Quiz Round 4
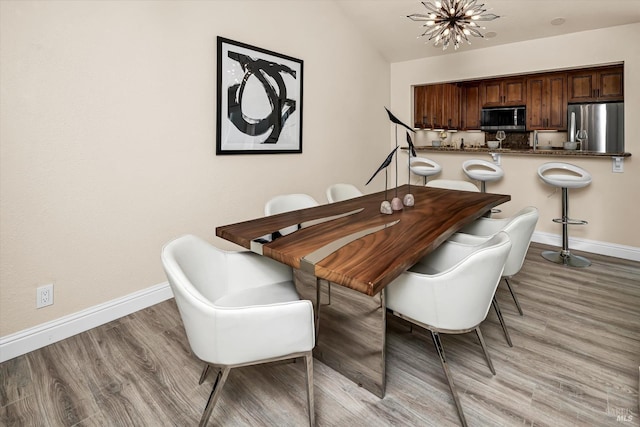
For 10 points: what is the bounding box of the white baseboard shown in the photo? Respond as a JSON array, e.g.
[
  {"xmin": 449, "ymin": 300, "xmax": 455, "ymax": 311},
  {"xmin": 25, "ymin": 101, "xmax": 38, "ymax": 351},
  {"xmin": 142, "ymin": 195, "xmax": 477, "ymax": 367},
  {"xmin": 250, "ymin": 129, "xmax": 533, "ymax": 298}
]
[
  {"xmin": 0, "ymin": 282, "xmax": 173, "ymax": 363},
  {"xmin": 1, "ymin": 233, "xmax": 638, "ymax": 363},
  {"xmin": 532, "ymin": 231, "xmax": 640, "ymax": 262}
]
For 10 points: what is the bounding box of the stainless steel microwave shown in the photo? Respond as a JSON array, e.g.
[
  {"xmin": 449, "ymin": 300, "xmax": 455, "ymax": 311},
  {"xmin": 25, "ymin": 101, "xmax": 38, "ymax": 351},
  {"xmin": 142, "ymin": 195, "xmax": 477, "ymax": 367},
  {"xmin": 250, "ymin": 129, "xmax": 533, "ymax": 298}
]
[{"xmin": 480, "ymin": 106, "xmax": 526, "ymax": 131}]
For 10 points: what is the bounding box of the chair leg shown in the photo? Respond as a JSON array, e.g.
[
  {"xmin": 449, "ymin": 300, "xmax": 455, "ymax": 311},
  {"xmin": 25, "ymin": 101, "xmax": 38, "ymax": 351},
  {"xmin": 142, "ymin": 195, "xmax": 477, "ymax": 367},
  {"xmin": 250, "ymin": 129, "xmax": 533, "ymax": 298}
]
[
  {"xmin": 199, "ymin": 364, "xmax": 211, "ymax": 385},
  {"xmin": 304, "ymin": 352, "xmax": 315, "ymax": 426},
  {"xmin": 492, "ymin": 297, "xmax": 513, "ymax": 347},
  {"xmin": 430, "ymin": 331, "xmax": 468, "ymax": 427},
  {"xmin": 474, "ymin": 327, "xmax": 495, "ymax": 375},
  {"xmin": 199, "ymin": 367, "xmax": 230, "ymax": 427},
  {"xmin": 504, "ymin": 278, "xmax": 523, "ymax": 316}
]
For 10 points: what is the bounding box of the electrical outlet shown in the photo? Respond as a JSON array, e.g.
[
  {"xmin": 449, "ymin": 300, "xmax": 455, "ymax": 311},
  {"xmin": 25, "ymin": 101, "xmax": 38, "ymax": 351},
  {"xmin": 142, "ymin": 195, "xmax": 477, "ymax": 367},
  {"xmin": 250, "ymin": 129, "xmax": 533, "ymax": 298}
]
[
  {"xmin": 37, "ymin": 283, "xmax": 54, "ymax": 308},
  {"xmin": 612, "ymin": 157, "xmax": 624, "ymax": 173}
]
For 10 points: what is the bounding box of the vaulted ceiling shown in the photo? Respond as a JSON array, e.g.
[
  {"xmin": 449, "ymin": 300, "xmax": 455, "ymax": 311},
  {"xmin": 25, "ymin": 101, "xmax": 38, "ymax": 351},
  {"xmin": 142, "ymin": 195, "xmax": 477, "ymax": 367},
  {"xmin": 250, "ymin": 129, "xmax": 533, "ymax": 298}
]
[{"xmin": 335, "ymin": 0, "xmax": 640, "ymax": 62}]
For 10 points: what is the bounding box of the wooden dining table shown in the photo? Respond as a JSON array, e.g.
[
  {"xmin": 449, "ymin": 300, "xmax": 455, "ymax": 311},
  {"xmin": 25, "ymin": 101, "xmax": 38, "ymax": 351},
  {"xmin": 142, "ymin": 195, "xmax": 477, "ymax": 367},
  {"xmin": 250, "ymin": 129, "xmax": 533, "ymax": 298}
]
[{"xmin": 216, "ymin": 184, "xmax": 510, "ymax": 398}]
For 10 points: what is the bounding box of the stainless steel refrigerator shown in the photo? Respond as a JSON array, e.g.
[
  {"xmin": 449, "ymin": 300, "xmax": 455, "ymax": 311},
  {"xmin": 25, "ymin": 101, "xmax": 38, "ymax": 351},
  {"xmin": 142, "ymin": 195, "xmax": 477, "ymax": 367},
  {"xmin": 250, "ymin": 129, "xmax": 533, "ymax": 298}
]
[{"xmin": 567, "ymin": 102, "xmax": 624, "ymax": 153}]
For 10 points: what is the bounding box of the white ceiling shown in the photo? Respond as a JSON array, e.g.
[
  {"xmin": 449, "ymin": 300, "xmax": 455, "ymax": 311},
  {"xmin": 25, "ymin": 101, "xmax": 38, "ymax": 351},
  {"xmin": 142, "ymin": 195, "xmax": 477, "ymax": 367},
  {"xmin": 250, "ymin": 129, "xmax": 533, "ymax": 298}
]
[{"xmin": 335, "ymin": 0, "xmax": 640, "ymax": 63}]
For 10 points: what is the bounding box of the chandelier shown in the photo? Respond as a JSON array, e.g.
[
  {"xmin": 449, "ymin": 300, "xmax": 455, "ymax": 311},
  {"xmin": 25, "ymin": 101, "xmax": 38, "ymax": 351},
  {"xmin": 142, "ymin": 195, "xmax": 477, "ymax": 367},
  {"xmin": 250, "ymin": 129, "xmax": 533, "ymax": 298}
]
[{"xmin": 408, "ymin": 0, "xmax": 499, "ymax": 51}]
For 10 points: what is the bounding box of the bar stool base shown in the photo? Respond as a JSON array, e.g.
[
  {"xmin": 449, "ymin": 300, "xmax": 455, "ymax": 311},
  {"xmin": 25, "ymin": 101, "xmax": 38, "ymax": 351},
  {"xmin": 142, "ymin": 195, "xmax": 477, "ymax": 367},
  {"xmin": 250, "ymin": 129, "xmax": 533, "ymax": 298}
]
[{"xmin": 541, "ymin": 250, "xmax": 591, "ymax": 268}]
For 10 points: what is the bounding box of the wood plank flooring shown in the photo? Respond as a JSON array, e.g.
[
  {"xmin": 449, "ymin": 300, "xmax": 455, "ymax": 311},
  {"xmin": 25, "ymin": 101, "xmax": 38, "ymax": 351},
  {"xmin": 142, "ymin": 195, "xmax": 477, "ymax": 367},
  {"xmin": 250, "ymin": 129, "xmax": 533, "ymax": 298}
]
[{"xmin": 1, "ymin": 243, "xmax": 639, "ymax": 426}]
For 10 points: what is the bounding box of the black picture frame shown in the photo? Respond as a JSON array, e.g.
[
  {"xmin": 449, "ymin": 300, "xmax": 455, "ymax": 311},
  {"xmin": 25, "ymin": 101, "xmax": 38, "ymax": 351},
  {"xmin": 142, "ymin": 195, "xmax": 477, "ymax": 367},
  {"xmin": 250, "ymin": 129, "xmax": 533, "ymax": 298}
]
[{"xmin": 216, "ymin": 37, "xmax": 303, "ymax": 155}]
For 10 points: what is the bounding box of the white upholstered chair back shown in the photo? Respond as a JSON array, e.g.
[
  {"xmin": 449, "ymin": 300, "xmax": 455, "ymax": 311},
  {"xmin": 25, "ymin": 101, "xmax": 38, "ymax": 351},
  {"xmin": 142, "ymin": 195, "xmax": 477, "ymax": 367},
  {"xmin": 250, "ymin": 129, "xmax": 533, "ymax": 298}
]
[
  {"xmin": 426, "ymin": 179, "xmax": 479, "ymax": 192},
  {"xmin": 326, "ymin": 183, "xmax": 363, "ymax": 203}
]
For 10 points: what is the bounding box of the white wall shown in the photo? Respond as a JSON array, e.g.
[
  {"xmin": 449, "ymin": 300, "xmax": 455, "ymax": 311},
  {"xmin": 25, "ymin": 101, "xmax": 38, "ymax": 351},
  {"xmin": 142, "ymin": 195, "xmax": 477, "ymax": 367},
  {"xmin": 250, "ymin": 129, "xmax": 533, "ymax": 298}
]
[
  {"xmin": 391, "ymin": 24, "xmax": 640, "ymax": 249},
  {"xmin": 0, "ymin": 1, "xmax": 390, "ymax": 336}
]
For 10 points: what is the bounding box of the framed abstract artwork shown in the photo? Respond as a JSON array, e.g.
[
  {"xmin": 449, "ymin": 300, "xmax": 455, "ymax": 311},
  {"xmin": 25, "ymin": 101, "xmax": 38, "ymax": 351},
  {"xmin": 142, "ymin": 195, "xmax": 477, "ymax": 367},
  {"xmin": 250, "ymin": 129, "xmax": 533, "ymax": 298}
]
[{"xmin": 216, "ymin": 37, "xmax": 303, "ymax": 155}]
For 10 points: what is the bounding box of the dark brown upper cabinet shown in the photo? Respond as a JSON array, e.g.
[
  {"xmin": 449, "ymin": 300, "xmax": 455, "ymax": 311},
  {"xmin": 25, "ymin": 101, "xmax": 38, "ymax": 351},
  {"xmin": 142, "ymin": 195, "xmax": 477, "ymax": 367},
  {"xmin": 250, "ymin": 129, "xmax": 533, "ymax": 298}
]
[
  {"xmin": 460, "ymin": 83, "xmax": 481, "ymax": 130},
  {"xmin": 526, "ymin": 73, "xmax": 567, "ymax": 130},
  {"xmin": 413, "ymin": 83, "xmax": 460, "ymax": 129},
  {"xmin": 413, "ymin": 64, "xmax": 623, "ymax": 133},
  {"xmin": 480, "ymin": 77, "xmax": 526, "ymax": 107},
  {"xmin": 567, "ymin": 65, "xmax": 623, "ymax": 103}
]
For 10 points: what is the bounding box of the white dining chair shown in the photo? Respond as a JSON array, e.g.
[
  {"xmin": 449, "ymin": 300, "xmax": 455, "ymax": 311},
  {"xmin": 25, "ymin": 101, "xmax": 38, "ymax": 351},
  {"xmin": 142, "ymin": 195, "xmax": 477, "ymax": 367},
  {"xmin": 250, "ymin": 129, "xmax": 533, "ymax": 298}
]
[
  {"xmin": 265, "ymin": 193, "xmax": 333, "ymax": 308},
  {"xmin": 386, "ymin": 232, "xmax": 511, "ymax": 427},
  {"xmin": 326, "ymin": 183, "xmax": 363, "ymax": 203},
  {"xmin": 265, "ymin": 193, "xmax": 320, "ymax": 237},
  {"xmin": 161, "ymin": 234, "xmax": 315, "ymax": 426},
  {"xmin": 452, "ymin": 206, "xmax": 539, "ymax": 316},
  {"xmin": 426, "ymin": 179, "xmax": 479, "ymax": 192}
]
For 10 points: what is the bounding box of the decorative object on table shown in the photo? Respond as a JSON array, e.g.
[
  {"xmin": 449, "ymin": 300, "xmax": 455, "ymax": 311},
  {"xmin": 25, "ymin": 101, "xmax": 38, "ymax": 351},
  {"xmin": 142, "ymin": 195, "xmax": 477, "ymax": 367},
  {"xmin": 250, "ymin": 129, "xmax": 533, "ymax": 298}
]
[
  {"xmin": 487, "ymin": 140, "xmax": 500, "ymax": 149},
  {"xmin": 403, "ymin": 132, "xmax": 417, "ymax": 206},
  {"xmin": 384, "ymin": 107, "xmax": 417, "ymax": 211},
  {"xmin": 366, "ymin": 146, "xmax": 399, "ymax": 214},
  {"xmin": 496, "ymin": 130, "xmax": 506, "ymax": 149},
  {"xmin": 216, "ymin": 37, "xmax": 303, "ymax": 155},
  {"xmin": 408, "ymin": 0, "xmax": 500, "ymax": 51}
]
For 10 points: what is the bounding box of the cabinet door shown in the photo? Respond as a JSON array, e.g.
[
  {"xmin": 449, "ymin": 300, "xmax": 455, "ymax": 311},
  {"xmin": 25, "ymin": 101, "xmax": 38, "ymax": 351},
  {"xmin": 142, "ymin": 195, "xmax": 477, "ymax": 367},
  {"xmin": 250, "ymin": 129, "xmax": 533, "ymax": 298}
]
[
  {"xmin": 461, "ymin": 83, "xmax": 481, "ymax": 129},
  {"xmin": 597, "ymin": 67, "xmax": 623, "ymax": 100},
  {"xmin": 527, "ymin": 73, "xmax": 566, "ymax": 130},
  {"xmin": 503, "ymin": 78, "xmax": 526, "ymax": 105},
  {"xmin": 546, "ymin": 74, "xmax": 567, "ymax": 129},
  {"xmin": 526, "ymin": 76, "xmax": 546, "ymax": 129},
  {"xmin": 430, "ymin": 84, "xmax": 444, "ymax": 128},
  {"xmin": 414, "ymin": 86, "xmax": 426, "ymax": 128},
  {"xmin": 568, "ymin": 71, "xmax": 596, "ymax": 102},
  {"xmin": 481, "ymin": 80, "xmax": 502, "ymax": 106},
  {"xmin": 442, "ymin": 83, "xmax": 460, "ymax": 129}
]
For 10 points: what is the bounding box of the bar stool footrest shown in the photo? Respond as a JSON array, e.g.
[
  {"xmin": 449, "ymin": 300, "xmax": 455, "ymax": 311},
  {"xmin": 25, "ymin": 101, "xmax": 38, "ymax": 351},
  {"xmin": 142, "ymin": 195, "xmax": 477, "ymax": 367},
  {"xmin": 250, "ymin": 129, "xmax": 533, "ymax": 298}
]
[{"xmin": 552, "ymin": 218, "xmax": 588, "ymax": 225}]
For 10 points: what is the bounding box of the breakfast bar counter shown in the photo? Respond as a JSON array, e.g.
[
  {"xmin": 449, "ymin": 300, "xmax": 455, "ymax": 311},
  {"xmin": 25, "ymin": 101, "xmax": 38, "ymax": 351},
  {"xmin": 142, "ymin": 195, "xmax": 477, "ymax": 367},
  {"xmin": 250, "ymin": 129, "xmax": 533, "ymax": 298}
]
[{"xmin": 408, "ymin": 146, "xmax": 631, "ymax": 158}]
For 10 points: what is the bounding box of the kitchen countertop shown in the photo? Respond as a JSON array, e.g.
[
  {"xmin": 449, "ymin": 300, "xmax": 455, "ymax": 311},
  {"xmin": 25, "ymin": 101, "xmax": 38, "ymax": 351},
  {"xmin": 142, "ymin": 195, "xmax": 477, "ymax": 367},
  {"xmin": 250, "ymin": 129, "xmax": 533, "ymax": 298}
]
[{"xmin": 408, "ymin": 146, "xmax": 631, "ymax": 157}]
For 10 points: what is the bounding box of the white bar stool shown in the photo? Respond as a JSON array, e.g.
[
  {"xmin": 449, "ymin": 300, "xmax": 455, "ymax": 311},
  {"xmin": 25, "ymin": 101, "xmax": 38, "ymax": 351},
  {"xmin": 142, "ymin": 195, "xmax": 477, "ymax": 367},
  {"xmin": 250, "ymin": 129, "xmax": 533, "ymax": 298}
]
[
  {"xmin": 537, "ymin": 162, "xmax": 592, "ymax": 267},
  {"xmin": 410, "ymin": 156, "xmax": 442, "ymax": 185},
  {"xmin": 463, "ymin": 159, "xmax": 504, "ymax": 215},
  {"xmin": 462, "ymin": 159, "xmax": 504, "ymax": 193}
]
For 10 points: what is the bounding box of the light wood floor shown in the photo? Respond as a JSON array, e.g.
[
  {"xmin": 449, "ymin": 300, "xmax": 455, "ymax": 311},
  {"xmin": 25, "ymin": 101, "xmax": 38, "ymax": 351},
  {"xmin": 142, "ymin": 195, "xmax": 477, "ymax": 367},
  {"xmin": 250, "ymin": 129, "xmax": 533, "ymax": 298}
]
[{"xmin": 1, "ymin": 243, "xmax": 639, "ymax": 426}]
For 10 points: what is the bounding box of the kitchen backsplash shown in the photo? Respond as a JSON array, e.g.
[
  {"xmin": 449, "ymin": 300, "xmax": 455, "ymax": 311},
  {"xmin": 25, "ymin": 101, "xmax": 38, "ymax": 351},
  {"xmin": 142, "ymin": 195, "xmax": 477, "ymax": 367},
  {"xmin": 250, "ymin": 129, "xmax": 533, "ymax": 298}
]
[{"xmin": 413, "ymin": 130, "xmax": 569, "ymax": 149}]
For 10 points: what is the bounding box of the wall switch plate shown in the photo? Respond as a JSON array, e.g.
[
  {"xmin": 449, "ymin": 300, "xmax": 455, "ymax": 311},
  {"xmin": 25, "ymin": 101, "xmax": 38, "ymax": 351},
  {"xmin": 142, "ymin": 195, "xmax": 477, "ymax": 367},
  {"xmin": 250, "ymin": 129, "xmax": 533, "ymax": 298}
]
[
  {"xmin": 490, "ymin": 153, "xmax": 501, "ymax": 165},
  {"xmin": 612, "ymin": 157, "xmax": 624, "ymax": 173},
  {"xmin": 37, "ymin": 283, "xmax": 54, "ymax": 308}
]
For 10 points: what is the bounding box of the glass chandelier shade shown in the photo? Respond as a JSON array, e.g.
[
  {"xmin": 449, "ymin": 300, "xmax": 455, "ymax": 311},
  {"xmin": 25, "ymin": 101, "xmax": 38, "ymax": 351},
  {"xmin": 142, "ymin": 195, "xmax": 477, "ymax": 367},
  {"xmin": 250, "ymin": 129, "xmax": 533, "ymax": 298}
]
[{"xmin": 408, "ymin": 0, "xmax": 499, "ymax": 50}]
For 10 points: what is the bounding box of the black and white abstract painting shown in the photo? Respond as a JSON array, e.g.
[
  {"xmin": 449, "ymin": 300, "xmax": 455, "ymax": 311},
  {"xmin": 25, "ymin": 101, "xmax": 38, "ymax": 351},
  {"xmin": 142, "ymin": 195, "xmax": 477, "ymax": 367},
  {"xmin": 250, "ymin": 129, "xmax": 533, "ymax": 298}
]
[{"xmin": 216, "ymin": 37, "xmax": 303, "ymax": 155}]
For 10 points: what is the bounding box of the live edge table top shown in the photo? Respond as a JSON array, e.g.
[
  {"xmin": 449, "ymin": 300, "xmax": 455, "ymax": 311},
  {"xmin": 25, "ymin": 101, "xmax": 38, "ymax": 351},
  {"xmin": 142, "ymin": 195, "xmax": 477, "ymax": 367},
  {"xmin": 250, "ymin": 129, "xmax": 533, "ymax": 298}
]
[{"xmin": 216, "ymin": 185, "xmax": 510, "ymax": 297}]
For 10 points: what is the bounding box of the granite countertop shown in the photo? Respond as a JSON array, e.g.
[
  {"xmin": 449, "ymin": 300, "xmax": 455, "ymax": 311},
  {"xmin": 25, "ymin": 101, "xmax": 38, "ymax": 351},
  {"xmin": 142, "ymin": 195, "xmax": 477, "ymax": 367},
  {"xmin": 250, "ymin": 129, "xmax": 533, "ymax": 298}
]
[{"xmin": 409, "ymin": 146, "xmax": 631, "ymax": 157}]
